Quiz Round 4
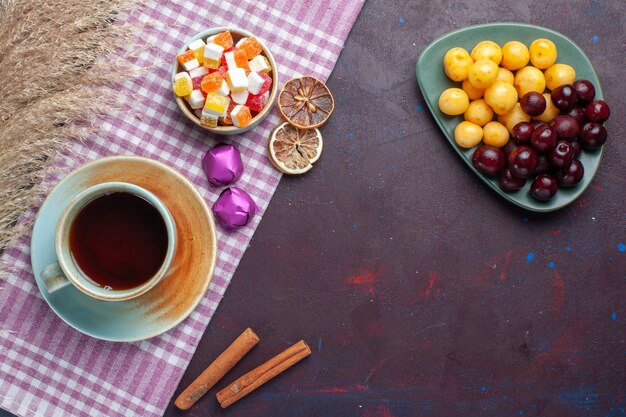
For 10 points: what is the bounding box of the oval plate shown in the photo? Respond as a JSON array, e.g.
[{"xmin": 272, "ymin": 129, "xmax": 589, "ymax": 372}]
[{"xmin": 416, "ymin": 23, "xmax": 604, "ymax": 212}]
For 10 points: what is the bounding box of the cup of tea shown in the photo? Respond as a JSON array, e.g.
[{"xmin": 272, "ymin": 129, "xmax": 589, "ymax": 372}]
[{"xmin": 41, "ymin": 182, "xmax": 177, "ymax": 301}]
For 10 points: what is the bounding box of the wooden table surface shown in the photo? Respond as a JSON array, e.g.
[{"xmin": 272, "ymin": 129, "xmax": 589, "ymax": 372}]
[{"xmin": 3, "ymin": 1, "xmax": 625, "ymax": 416}]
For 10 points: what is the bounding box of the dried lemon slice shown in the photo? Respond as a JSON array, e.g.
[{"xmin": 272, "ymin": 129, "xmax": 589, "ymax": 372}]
[
  {"xmin": 268, "ymin": 122, "xmax": 323, "ymax": 174},
  {"xmin": 278, "ymin": 76, "xmax": 334, "ymax": 129}
]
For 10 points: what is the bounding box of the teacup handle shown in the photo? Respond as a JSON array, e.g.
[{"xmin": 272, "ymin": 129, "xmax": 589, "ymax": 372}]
[{"xmin": 41, "ymin": 263, "xmax": 72, "ymax": 293}]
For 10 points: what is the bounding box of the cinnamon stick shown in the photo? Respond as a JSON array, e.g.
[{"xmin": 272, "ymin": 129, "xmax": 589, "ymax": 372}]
[
  {"xmin": 216, "ymin": 340, "xmax": 311, "ymax": 408},
  {"xmin": 174, "ymin": 328, "xmax": 259, "ymax": 410}
]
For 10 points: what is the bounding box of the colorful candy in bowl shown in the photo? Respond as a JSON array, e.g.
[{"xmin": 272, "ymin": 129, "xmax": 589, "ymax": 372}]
[{"xmin": 172, "ymin": 27, "xmax": 279, "ymax": 135}]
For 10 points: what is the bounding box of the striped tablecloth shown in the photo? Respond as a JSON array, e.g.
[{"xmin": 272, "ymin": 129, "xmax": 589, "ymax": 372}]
[{"xmin": 0, "ymin": 1, "xmax": 363, "ymax": 416}]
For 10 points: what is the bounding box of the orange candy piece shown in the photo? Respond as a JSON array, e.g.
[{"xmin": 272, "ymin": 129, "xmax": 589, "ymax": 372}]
[
  {"xmin": 177, "ymin": 50, "xmax": 196, "ymax": 65},
  {"xmin": 214, "ymin": 31, "xmax": 234, "ymax": 50},
  {"xmin": 239, "ymin": 37, "xmax": 262, "ymax": 60},
  {"xmin": 201, "ymin": 72, "xmax": 224, "ymax": 93},
  {"xmin": 232, "ymin": 105, "xmax": 252, "ymax": 128},
  {"xmin": 233, "ymin": 49, "xmax": 249, "ymax": 71}
]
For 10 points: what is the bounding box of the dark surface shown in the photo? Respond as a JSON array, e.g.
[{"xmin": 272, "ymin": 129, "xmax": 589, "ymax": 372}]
[
  {"xmin": 3, "ymin": 1, "xmax": 625, "ymax": 417},
  {"xmin": 162, "ymin": 1, "xmax": 625, "ymax": 417},
  {"xmin": 162, "ymin": 1, "xmax": 625, "ymax": 416}
]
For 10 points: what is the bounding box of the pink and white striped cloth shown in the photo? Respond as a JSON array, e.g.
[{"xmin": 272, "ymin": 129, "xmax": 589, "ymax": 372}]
[{"xmin": 0, "ymin": 1, "xmax": 363, "ymax": 416}]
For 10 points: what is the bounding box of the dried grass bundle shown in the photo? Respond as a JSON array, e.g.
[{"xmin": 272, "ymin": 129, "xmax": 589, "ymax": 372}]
[{"xmin": 0, "ymin": 0, "xmax": 140, "ymax": 250}]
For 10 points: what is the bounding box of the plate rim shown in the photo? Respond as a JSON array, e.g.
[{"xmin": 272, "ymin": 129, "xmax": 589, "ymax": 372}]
[
  {"xmin": 416, "ymin": 22, "xmax": 604, "ymax": 213},
  {"xmin": 30, "ymin": 155, "xmax": 218, "ymax": 342}
]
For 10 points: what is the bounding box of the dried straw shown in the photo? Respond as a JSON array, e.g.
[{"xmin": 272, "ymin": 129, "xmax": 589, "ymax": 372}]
[{"xmin": 0, "ymin": 0, "xmax": 142, "ymax": 251}]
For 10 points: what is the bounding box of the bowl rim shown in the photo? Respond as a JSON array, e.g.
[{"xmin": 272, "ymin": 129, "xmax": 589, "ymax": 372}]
[{"xmin": 172, "ymin": 26, "xmax": 279, "ymax": 135}]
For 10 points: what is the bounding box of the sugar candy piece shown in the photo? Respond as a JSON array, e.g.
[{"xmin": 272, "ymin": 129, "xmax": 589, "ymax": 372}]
[
  {"xmin": 185, "ymin": 89, "xmax": 205, "ymax": 109},
  {"xmin": 203, "ymin": 43, "xmax": 224, "ymax": 69},
  {"xmin": 188, "ymin": 38, "xmax": 206, "ymax": 64},
  {"xmin": 248, "ymin": 55, "xmax": 271, "ymax": 73},
  {"xmin": 204, "ymin": 93, "xmax": 230, "ymax": 117},
  {"xmin": 231, "ymin": 90, "xmax": 249, "ymax": 105},
  {"xmin": 225, "ymin": 68, "xmax": 248, "ymax": 92},
  {"xmin": 247, "ymin": 72, "xmax": 265, "ymax": 95},
  {"xmin": 173, "ymin": 72, "xmax": 193, "ymax": 97},
  {"xmin": 214, "ymin": 31, "xmax": 233, "ymax": 50},
  {"xmin": 231, "ymin": 104, "xmax": 252, "ymax": 128}
]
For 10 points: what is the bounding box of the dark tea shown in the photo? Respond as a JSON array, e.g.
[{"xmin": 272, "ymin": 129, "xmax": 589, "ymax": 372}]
[{"xmin": 69, "ymin": 191, "xmax": 168, "ymax": 290}]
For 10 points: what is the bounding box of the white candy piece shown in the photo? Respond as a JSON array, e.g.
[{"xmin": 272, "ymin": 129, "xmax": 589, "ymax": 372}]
[
  {"xmin": 214, "ymin": 80, "xmax": 230, "ymax": 97},
  {"xmin": 174, "ymin": 72, "xmax": 192, "ymax": 82},
  {"xmin": 224, "ymin": 51, "xmax": 237, "ymax": 69},
  {"xmin": 247, "ymin": 72, "xmax": 265, "ymax": 95},
  {"xmin": 235, "ymin": 37, "xmax": 248, "ymax": 48},
  {"xmin": 226, "ymin": 68, "xmax": 248, "ymax": 92},
  {"xmin": 248, "ymin": 55, "xmax": 270, "ymax": 73},
  {"xmin": 182, "ymin": 58, "xmax": 199, "ymax": 71},
  {"xmin": 189, "ymin": 66, "xmax": 209, "ymax": 79},
  {"xmin": 206, "ymin": 34, "xmax": 217, "ymax": 43},
  {"xmin": 204, "ymin": 43, "xmax": 224, "ymax": 61},
  {"xmin": 185, "ymin": 90, "xmax": 205, "ymax": 109},
  {"xmin": 231, "ymin": 105, "xmax": 247, "ymax": 128},
  {"xmin": 200, "ymin": 108, "xmax": 219, "ymax": 127},
  {"xmin": 188, "ymin": 38, "xmax": 206, "ymax": 51},
  {"xmin": 194, "ymin": 108, "xmax": 203, "ymax": 118},
  {"xmin": 231, "ymin": 90, "xmax": 249, "ymax": 105}
]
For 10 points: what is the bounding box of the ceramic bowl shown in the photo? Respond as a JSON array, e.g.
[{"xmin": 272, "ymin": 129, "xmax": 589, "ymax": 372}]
[{"xmin": 172, "ymin": 27, "xmax": 279, "ymax": 135}]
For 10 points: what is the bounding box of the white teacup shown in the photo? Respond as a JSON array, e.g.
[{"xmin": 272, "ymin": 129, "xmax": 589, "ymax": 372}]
[{"xmin": 41, "ymin": 182, "xmax": 177, "ymax": 301}]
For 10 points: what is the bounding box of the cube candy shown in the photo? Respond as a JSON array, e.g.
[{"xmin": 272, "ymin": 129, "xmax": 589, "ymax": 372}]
[
  {"xmin": 231, "ymin": 105, "xmax": 252, "ymax": 128},
  {"xmin": 194, "ymin": 108, "xmax": 203, "ymax": 118},
  {"xmin": 201, "ymin": 72, "xmax": 224, "ymax": 93},
  {"xmin": 173, "ymin": 72, "xmax": 193, "ymax": 97},
  {"xmin": 206, "ymin": 34, "xmax": 217, "ymax": 43},
  {"xmin": 189, "ymin": 67, "xmax": 209, "ymax": 90},
  {"xmin": 200, "ymin": 108, "xmax": 219, "ymax": 127},
  {"xmin": 247, "ymin": 72, "xmax": 265, "ymax": 95},
  {"xmin": 236, "ymin": 37, "xmax": 262, "ymax": 60},
  {"xmin": 223, "ymin": 51, "xmax": 237, "ymax": 70},
  {"xmin": 188, "ymin": 39, "xmax": 206, "ymax": 64},
  {"xmin": 214, "ymin": 31, "xmax": 233, "ymax": 50},
  {"xmin": 248, "ymin": 55, "xmax": 271, "ymax": 73},
  {"xmin": 203, "ymin": 43, "xmax": 224, "ymax": 69},
  {"xmin": 177, "ymin": 50, "xmax": 199, "ymax": 71},
  {"xmin": 233, "ymin": 49, "xmax": 249, "ymax": 70},
  {"xmin": 245, "ymin": 91, "xmax": 269, "ymax": 113},
  {"xmin": 222, "ymin": 49, "xmax": 249, "ymax": 71},
  {"xmin": 204, "ymin": 58, "xmax": 221, "ymax": 70},
  {"xmin": 231, "ymin": 90, "xmax": 249, "ymax": 105},
  {"xmin": 226, "ymin": 68, "xmax": 248, "ymax": 92},
  {"xmin": 189, "ymin": 66, "xmax": 209, "ymax": 79},
  {"xmin": 191, "ymin": 75, "xmax": 204, "ymax": 90},
  {"xmin": 177, "ymin": 49, "xmax": 195, "ymax": 65},
  {"xmin": 185, "ymin": 90, "xmax": 205, "ymax": 109},
  {"xmin": 204, "ymin": 93, "xmax": 230, "ymax": 117},
  {"xmin": 221, "ymin": 100, "xmax": 237, "ymax": 125},
  {"xmin": 214, "ymin": 80, "xmax": 230, "ymax": 97},
  {"xmin": 256, "ymin": 72, "xmax": 272, "ymax": 95}
]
